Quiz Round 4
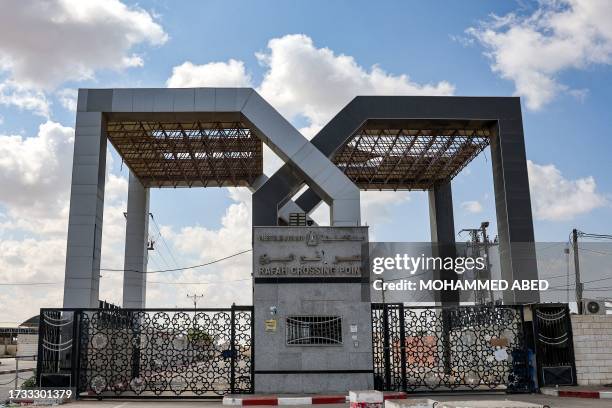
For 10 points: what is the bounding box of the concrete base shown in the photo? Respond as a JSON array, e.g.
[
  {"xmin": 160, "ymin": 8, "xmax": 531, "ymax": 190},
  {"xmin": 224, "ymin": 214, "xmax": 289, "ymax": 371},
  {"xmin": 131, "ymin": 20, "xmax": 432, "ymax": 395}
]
[
  {"xmin": 255, "ymin": 373, "xmax": 373, "ymax": 394},
  {"xmin": 254, "ymin": 282, "xmax": 373, "ymax": 393}
]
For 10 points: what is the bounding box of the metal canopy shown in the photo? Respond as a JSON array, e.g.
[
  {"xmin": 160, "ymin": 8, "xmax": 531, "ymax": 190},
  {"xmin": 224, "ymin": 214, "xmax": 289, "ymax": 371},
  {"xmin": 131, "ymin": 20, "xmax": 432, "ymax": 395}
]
[
  {"xmin": 332, "ymin": 119, "xmax": 493, "ymax": 190},
  {"xmin": 106, "ymin": 117, "xmax": 263, "ymax": 188}
]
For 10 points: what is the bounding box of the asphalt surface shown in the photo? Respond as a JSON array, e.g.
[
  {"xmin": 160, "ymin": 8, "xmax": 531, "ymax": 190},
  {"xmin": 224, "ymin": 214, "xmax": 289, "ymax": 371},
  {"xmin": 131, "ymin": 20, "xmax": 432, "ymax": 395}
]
[{"xmin": 6, "ymin": 395, "xmax": 607, "ymax": 408}]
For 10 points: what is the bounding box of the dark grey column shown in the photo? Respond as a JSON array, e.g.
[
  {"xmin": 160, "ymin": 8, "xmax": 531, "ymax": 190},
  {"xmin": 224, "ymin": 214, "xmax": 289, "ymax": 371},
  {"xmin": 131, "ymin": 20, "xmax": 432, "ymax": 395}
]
[
  {"xmin": 490, "ymin": 116, "xmax": 540, "ymax": 304},
  {"xmin": 63, "ymin": 110, "xmax": 107, "ymax": 308},
  {"xmin": 428, "ymin": 182, "xmax": 459, "ymax": 305}
]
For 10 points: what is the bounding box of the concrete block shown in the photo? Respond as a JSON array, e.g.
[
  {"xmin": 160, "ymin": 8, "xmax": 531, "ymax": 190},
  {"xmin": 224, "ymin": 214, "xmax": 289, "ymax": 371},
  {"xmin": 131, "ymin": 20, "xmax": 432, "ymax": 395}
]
[
  {"xmin": 438, "ymin": 401, "xmax": 543, "ymax": 408},
  {"xmin": 349, "ymin": 390, "xmax": 383, "ymax": 403},
  {"xmin": 385, "ymin": 400, "xmax": 438, "ymax": 408}
]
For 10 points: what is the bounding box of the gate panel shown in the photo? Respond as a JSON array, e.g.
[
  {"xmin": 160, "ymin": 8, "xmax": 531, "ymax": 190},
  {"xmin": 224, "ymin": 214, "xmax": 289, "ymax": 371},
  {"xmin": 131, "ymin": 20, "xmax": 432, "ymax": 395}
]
[
  {"xmin": 36, "ymin": 310, "xmax": 77, "ymax": 388},
  {"xmin": 532, "ymin": 304, "xmax": 576, "ymax": 386},
  {"xmin": 37, "ymin": 306, "xmax": 253, "ymax": 399},
  {"xmin": 372, "ymin": 304, "xmax": 530, "ymax": 393}
]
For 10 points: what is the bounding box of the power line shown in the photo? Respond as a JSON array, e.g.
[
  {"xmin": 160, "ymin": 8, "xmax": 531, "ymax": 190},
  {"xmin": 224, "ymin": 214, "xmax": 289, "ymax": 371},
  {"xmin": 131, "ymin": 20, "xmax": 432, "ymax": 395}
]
[
  {"xmin": 549, "ymin": 275, "xmax": 612, "ymax": 289},
  {"xmin": 148, "ymin": 278, "xmax": 251, "ymax": 285},
  {"xmin": 152, "ymin": 245, "xmax": 171, "ymax": 268},
  {"xmin": 149, "ymin": 213, "xmax": 180, "ymax": 268},
  {"xmin": 578, "ymin": 247, "xmax": 612, "ymax": 256},
  {"xmin": 0, "ymin": 277, "xmax": 253, "ymax": 287},
  {"xmin": 101, "ymin": 248, "xmax": 252, "ymax": 274},
  {"xmin": 0, "ymin": 249, "xmax": 253, "ymax": 286}
]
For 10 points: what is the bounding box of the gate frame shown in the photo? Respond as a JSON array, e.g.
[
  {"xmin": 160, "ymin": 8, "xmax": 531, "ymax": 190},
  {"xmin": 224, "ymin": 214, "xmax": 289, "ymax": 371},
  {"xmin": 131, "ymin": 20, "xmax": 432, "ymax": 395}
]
[
  {"xmin": 531, "ymin": 303, "xmax": 577, "ymax": 387},
  {"xmin": 371, "ymin": 303, "xmax": 531, "ymax": 394},
  {"xmin": 37, "ymin": 305, "xmax": 255, "ymax": 399}
]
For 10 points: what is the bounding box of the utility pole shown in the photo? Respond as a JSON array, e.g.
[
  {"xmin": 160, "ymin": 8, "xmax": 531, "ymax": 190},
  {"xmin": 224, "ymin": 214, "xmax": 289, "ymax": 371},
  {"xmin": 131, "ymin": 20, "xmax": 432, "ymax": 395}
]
[
  {"xmin": 459, "ymin": 221, "xmax": 495, "ymax": 305},
  {"xmin": 187, "ymin": 293, "xmax": 205, "ymax": 310},
  {"xmin": 572, "ymin": 229, "xmax": 583, "ymax": 314},
  {"xmin": 480, "ymin": 222, "xmax": 494, "ymax": 305}
]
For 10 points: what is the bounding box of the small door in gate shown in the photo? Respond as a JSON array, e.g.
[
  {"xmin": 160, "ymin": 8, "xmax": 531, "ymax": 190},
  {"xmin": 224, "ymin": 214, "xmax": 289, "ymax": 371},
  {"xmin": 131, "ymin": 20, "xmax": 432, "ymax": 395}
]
[{"xmin": 532, "ymin": 304, "xmax": 577, "ymax": 387}]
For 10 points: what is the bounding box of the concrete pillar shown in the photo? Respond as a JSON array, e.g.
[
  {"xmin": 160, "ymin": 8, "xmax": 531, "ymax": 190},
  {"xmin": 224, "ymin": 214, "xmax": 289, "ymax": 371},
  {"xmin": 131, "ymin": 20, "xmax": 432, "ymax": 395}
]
[
  {"xmin": 122, "ymin": 172, "xmax": 150, "ymax": 308},
  {"xmin": 63, "ymin": 111, "xmax": 107, "ymax": 308},
  {"xmin": 428, "ymin": 182, "xmax": 459, "ymax": 305},
  {"xmin": 490, "ymin": 121, "xmax": 540, "ymax": 304}
]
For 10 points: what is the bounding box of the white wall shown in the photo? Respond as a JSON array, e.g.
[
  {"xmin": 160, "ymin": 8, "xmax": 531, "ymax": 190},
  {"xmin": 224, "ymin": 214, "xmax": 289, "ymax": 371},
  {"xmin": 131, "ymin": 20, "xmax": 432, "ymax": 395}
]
[
  {"xmin": 571, "ymin": 315, "xmax": 612, "ymax": 386},
  {"xmin": 16, "ymin": 334, "xmax": 38, "ymax": 359}
]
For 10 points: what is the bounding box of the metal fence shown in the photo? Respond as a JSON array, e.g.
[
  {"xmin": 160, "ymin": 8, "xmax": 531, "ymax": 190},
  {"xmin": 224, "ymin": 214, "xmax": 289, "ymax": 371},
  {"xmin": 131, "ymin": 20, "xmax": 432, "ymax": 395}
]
[
  {"xmin": 371, "ymin": 303, "xmax": 530, "ymax": 393},
  {"xmin": 37, "ymin": 306, "xmax": 253, "ymax": 399}
]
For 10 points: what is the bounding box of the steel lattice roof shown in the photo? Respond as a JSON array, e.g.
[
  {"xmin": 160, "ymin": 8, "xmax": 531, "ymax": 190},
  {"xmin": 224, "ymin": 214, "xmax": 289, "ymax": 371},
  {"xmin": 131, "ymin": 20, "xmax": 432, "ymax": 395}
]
[
  {"xmin": 106, "ymin": 119, "xmax": 263, "ymax": 187},
  {"xmin": 332, "ymin": 119, "xmax": 492, "ymax": 190}
]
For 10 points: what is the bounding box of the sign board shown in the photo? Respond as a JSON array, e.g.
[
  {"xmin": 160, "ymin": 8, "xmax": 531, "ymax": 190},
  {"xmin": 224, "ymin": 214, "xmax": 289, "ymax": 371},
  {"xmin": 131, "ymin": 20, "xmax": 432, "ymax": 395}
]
[
  {"xmin": 265, "ymin": 319, "xmax": 277, "ymax": 332},
  {"xmin": 253, "ymin": 226, "xmax": 369, "ymax": 279}
]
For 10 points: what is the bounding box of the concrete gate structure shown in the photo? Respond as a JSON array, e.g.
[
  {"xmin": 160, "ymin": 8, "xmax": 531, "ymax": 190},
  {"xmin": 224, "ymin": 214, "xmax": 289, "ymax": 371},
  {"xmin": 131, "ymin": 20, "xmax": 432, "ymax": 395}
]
[{"xmin": 62, "ymin": 88, "xmax": 539, "ymax": 394}]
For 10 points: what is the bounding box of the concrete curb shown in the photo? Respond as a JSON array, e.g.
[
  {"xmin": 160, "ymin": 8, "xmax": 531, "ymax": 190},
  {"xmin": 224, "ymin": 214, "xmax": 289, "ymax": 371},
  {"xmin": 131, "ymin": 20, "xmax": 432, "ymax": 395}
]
[
  {"xmin": 541, "ymin": 387, "xmax": 612, "ymax": 399},
  {"xmin": 223, "ymin": 392, "xmax": 406, "ymax": 406}
]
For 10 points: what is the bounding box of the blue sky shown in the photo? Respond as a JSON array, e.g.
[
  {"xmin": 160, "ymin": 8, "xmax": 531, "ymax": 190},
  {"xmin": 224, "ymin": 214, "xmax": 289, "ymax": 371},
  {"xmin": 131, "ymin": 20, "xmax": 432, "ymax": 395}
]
[{"xmin": 0, "ymin": 0, "xmax": 611, "ymax": 321}]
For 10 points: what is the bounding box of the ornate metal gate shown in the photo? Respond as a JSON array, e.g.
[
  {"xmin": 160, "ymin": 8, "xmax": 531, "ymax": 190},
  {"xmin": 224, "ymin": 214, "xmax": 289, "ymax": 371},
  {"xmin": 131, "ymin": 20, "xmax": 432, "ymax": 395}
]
[
  {"xmin": 532, "ymin": 304, "xmax": 576, "ymax": 386},
  {"xmin": 371, "ymin": 304, "xmax": 530, "ymax": 393},
  {"xmin": 37, "ymin": 306, "xmax": 253, "ymax": 399}
]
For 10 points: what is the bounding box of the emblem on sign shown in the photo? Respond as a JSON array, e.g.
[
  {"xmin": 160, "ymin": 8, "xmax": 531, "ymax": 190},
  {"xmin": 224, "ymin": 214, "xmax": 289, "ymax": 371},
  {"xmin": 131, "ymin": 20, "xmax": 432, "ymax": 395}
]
[{"xmin": 306, "ymin": 231, "xmax": 319, "ymax": 246}]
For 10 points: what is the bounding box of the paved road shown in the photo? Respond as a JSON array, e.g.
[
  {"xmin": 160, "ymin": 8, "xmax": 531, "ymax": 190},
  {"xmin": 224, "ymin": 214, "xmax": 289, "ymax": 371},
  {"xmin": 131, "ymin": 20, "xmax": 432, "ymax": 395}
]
[
  {"xmin": 0, "ymin": 357, "xmax": 36, "ymax": 374},
  {"xmin": 43, "ymin": 395, "xmax": 612, "ymax": 408},
  {"xmin": 0, "ymin": 357, "xmax": 36, "ymax": 401},
  {"xmin": 0, "ymin": 371, "xmax": 30, "ymax": 402}
]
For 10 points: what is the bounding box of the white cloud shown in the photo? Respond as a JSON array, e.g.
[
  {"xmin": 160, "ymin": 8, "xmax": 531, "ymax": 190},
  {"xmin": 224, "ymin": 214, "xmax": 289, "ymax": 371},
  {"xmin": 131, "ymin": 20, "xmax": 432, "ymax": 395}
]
[
  {"xmin": 0, "ymin": 121, "xmax": 74, "ymax": 225},
  {"xmin": 528, "ymin": 160, "xmax": 608, "ymax": 220},
  {"xmin": 257, "ymin": 34, "xmax": 455, "ymax": 135},
  {"xmin": 0, "ymin": 0, "xmax": 167, "ymax": 90},
  {"xmin": 166, "ymin": 34, "xmax": 454, "ymax": 136},
  {"xmin": 0, "ymin": 81, "xmax": 50, "ymax": 117},
  {"xmin": 166, "ymin": 60, "xmax": 252, "ymax": 88},
  {"xmin": 468, "ymin": 0, "xmax": 612, "ymax": 110},
  {"xmin": 56, "ymin": 88, "xmax": 78, "ymax": 112},
  {"xmin": 461, "ymin": 200, "xmax": 484, "ymax": 214}
]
